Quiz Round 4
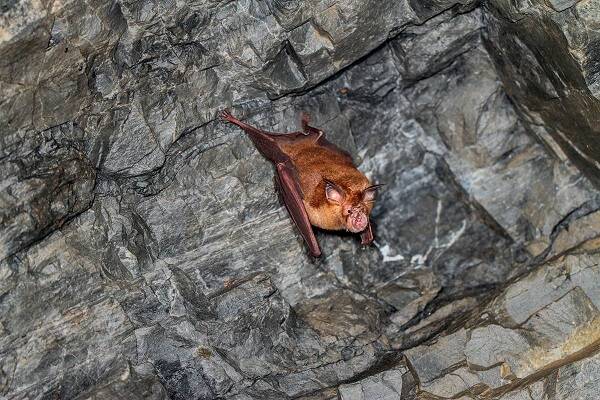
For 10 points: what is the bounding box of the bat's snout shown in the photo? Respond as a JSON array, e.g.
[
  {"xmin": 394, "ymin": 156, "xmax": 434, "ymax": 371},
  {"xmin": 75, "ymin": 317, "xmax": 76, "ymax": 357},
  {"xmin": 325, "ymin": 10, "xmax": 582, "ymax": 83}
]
[{"xmin": 347, "ymin": 210, "xmax": 368, "ymax": 233}]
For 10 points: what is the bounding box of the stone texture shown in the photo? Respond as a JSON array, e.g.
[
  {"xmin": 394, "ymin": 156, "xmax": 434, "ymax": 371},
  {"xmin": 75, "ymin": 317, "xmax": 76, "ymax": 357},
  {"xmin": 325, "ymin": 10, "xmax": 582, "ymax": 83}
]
[
  {"xmin": 2, "ymin": 0, "xmax": 600, "ymax": 399},
  {"xmin": 494, "ymin": 252, "xmax": 600, "ymax": 325},
  {"xmin": 496, "ymin": 381, "xmax": 546, "ymax": 400},
  {"xmin": 465, "ymin": 325, "xmax": 532, "ymax": 372},
  {"xmin": 338, "ymin": 368, "xmax": 405, "ymax": 400},
  {"xmin": 405, "ymin": 329, "xmax": 467, "ymax": 383},
  {"xmin": 72, "ymin": 360, "xmax": 168, "ymax": 400},
  {"xmin": 412, "ymin": 245, "xmax": 600, "ymax": 399},
  {"xmin": 421, "ymin": 367, "xmax": 482, "ymax": 398},
  {"xmin": 484, "ymin": 0, "xmax": 600, "ymax": 187},
  {"xmin": 491, "ymin": 351, "xmax": 600, "ymax": 400},
  {"xmin": 0, "ymin": 123, "xmax": 96, "ymax": 260},
  {"xmin": 555, "ymin": 351, "xmax": 600, "ymax": 400},
  {"xmin": 547, "ymin": 209, "xmax": 600, "ymax": 258}
]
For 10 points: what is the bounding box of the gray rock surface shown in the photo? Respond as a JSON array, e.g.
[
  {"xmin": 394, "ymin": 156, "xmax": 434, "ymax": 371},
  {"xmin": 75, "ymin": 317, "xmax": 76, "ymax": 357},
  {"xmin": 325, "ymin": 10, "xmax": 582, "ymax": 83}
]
[
  {"xmin": 2, "ymin": 0, "xmax": 600, "ymax": 399},
  {"xmin": 408, "ymin": 246, "xmax": 600, "ymax": 398},
  {"xmin": 555, "ymin": 351, "xmax": 600, "ymax": 400},
  {"xmin": 338, "ymin": 368, "xmax": 405, "ymax": 400},
  {"xmin": 0, "ymin": 123, "xmax": 96, "ymax": 260},
  {"xmin": 484, "ymin": 0, "xmax": 600, "ymax": 186},
  {"xmin": 404, "ymin": 329, "xmax": 467, "ymax": 383}
]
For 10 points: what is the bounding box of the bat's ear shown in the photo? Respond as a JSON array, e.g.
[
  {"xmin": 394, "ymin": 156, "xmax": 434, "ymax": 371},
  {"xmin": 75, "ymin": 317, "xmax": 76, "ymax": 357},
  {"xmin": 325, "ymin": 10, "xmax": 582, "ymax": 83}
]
[
  {"xmin": 325, "ymin": 179, "xmax": 345, "ymax": 203},
  {"xmin": 363, "ymin": 184, "xmax": 384, "ymax": 202}
]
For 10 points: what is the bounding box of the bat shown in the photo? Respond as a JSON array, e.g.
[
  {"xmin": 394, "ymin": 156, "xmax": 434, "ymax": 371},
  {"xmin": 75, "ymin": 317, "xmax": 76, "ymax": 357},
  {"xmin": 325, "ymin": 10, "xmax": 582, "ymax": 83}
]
[{"xmin": 220, "ymin": 110, "xmax": 381, "ymax": 257}]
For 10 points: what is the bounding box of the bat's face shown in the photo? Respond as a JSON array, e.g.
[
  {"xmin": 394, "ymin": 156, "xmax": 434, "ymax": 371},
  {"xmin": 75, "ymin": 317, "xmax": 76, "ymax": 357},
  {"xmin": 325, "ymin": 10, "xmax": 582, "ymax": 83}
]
[{"xmin": 325, "ymin": 180, "xmax": 380, "ymax": 233}]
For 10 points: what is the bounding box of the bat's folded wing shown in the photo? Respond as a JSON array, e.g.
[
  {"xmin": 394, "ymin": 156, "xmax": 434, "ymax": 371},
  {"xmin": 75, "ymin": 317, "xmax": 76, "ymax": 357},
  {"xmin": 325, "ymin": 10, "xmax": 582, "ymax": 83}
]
[
  {"xmin": 302, "ymin": 114, "xmax": 354, "ymax": 165},
  {"xmin": 276, "ymin": 162, "xmax": 322, "ymax": 257}
]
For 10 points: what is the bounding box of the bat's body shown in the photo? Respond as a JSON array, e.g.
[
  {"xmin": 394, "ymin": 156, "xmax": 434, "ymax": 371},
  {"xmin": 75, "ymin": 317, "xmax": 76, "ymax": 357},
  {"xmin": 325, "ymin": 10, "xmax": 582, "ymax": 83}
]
[
  {"xmin": 221, "ymin": 110, "xmax": 379, "ymax": 257},
  {"xmin": 280, "ymin": 140, "xmax": 372, "ymax": 231}
]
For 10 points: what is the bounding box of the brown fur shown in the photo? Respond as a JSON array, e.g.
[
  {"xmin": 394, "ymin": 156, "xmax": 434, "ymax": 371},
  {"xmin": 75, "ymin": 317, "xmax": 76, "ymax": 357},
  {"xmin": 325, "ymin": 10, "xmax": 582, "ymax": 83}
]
[
  {"xmin": 220, "ymin": 109, "xmax": 377, "ymax": 255},
  {"xmin": 280, "ymin": 138, "xmax": 373, "ymax": 231}
]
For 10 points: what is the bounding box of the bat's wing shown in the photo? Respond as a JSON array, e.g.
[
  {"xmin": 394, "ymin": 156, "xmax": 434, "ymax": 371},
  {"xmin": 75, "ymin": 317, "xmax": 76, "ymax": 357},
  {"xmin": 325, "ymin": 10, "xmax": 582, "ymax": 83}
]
[
  {"xmin": 276, "ymin": 162, "xmax": 321, "ymax": 257},
  {"xmin": 221, "ymin": 110, "xmax": 321, "ymax": 257},
  {"xmin": 221, "ymin": 110, "xmax": 297, "ymax": 163},
  {"xmin": 301, "ymin": 112, "xmax": 354, "ymax": 164}
]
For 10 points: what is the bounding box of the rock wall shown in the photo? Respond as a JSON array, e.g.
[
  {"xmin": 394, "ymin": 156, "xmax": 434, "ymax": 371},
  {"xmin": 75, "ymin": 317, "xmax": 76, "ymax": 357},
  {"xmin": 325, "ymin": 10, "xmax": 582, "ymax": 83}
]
[
  {"xmin": 484, "ymin": 0, "xmax": 600, "ymax": 185},
  {"xmin": 1, "ymin": 0, "xmax": 600, "ymax": 399}
]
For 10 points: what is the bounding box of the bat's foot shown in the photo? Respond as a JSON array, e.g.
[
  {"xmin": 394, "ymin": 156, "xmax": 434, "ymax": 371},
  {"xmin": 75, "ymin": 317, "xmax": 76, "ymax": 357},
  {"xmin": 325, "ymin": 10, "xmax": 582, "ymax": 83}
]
[
  {"xmin": 301, "ymin": 112, "xmax": 311, "ymax": 126},
  {"xmin": 301, "ymin": 112, "xmax": 324, "ymax": 138},
  {"xmin": 219, "ymin": 108, "xmax": 235, "ymax": 122},
  {"xmin": 219, "ymin": 109, "xmax": 238, "ymax": 123},
  {"xmin": 300, "ymin": 112, "xmax": 314, "ymax": 135}
]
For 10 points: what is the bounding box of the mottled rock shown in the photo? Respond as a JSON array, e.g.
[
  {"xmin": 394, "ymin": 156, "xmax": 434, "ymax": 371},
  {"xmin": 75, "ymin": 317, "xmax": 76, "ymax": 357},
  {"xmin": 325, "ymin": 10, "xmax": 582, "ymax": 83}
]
[
  {"xmin": 484, "ymin": 0, "xmax": 600, "ymax": 186},
  {"xmin": 547, "ymin": 0, "xmax": 579, "ymax": 12},
  {"xmin": 400, "ymin": 9, "xmax": 600, "ymax": 255},
  {"xmin": 405, "ymin": 329, "xmax": 467, "ymax": 383},
  {"xmin": 496, "ymin": 381, "xmax": 546, "ymax": 400},
  {"xmin": 547, "ymin": 210, "xmax": 600, "ymax": 258},
  {"xmin": 401, "ymin": 297, "xmax": 479, "ymax": 347},
  {"xmin": 475, "ymin": 366, "xmax": 511, "ymax": 391},
  {"xmin": 421, "ymin": 367, "xmax": 482, "ymax": 398},
  {"xmin": 338, "ymin": 368, "xmax": 405, "ymax": 400},
  {"xmin": 73, "ymin": 360, "xmax": 168, "ymax": 400},
  {"xmin": 0, "ymin": 123, "xmax": 96, "ymax": 261},
  {"xmin": 555, "ymin": 351, "xmax": 600, "ymax": 400},
  {"xmin": 464, "ymin": 287, "xmax": 600, "ymax": 381},
  {"xmin": 524, "ymin": 287, "xmax": 599, "ymax": 344},
  {"xmin": 465, "ymin": 324, "xmax": 532, "ymax": 372},
  {"xmin": 496, "ymin": 252, "xmax": 600, "ymax": 325},
  {"xmin": 0, "ymin": 264, "xmax": 136, "ymax": 398},
  {"xmin": 392, "ymin": 9, "xmax": 483, "ymax": 81},
  {"xmin": 382, "ymin": 269, "xmax": 441, "ymax": 327},
  {"xmin": 413, "ymin": 243, "xmax": 600, "ymax": 398},
  {"xmin": 3, "ymin": 0, "xmax": 600, "ymax": 398}
]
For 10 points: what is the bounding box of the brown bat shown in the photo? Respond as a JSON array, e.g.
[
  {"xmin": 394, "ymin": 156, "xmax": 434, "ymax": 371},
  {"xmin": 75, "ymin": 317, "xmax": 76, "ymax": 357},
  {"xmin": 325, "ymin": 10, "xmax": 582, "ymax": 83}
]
[{"xmin": 220, "ymin": 110, "xmax": 381, "ymax": 257}]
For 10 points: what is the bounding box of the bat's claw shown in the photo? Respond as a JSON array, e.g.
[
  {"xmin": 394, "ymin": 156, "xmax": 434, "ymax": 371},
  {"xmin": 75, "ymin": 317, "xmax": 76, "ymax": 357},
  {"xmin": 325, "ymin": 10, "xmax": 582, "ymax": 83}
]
[
  {"xmin": 219, "ymin": 109, "xmax": 236, "ymax": 123},
  {"xmin": 300, "ymin": 112, "xmax": 312, "ymax": 134},
  {"xmin": 301, "ymin": 112, "xmax": 319, "ymax": 136},
  {"xmin": 301, "ymin": 112, "xmax": 311, "ymax": 125}
]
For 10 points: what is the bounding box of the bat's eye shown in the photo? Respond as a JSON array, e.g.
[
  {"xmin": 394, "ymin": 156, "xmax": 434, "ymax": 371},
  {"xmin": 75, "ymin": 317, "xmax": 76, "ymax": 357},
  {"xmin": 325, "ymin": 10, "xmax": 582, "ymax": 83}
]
[
  {"xmin": 363, "ymin": 184, "xmax": 383, "ymax": 202},
  {"xmin": 325, "ymin": 180, "xmax": 344, "ymax": 203}
]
